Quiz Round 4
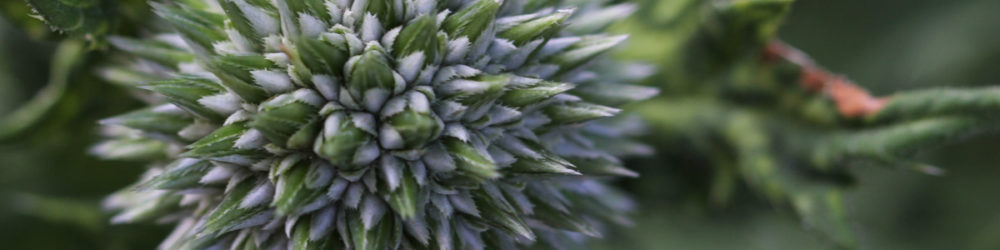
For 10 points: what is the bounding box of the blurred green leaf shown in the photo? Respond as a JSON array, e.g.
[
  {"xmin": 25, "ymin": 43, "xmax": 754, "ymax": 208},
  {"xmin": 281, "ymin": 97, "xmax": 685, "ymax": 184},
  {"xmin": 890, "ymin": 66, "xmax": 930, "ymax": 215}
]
[
  {"xmin": 8, "ymin": 192, "xmax": 103, "ymax": 231},
  {"xmin": 0, "ymin": 40, "xmax": 85, "ymax": 142},
  {"xmin": 24, "ymin": 0, "xmax": 117, "ymax": 46}
]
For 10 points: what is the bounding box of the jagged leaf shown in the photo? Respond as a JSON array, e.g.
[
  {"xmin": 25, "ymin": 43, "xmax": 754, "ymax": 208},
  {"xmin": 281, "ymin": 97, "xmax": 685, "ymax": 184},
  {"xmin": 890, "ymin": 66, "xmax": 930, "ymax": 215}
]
[
  {"xmin": 384, "ymin": 167, "xmax": 420, "ymax": 219},
  {"xmin": 252, "ymin": 92, "xmax": 321, "ymax": 148},
  {"xmin": 444, "ymin": 138, "xmax": 500, "ymax": 180},
  {"xmin": 498, "ymin": 9, "xmax": 571, "ymax": 46},
  {"xmin": 348, "ymin": 209, "xmax": 401, "ymax": 250},
  {"xmin": 26, "ymin": 0, "xmax": 116, "ymax": 44},
  {"xmin": 473, "ymin": 189, "xmax": 534, "ymax": 240},
  {"xmin": 144, "ymin": 159, "xmax": 214, "ymax": 190},
  {"xmin": 211, "ymin": 54, "xmax": 275, "ymax": 103},
  {"xmin": 183, "ymin": 122, "xmax": 265, "ymax": 162},
  {"xmin": 100, "ymin": 106, "xmax": 193, "ymax": 137},
  {"xmin": 499, "ymin": 81, "xmax": 573, "ymax": 108},
  {"xmin": 144, "ymin": 75, "xmax": 227, "ymax": 121},
  {"xmin": 542, "ymin": 102, "xmax": 619, "ymax": 125},
  {"xmin": 272, "ymin": 159, "xmax": 330, "ymax": 216},
  {"xmin": 290, "ymin": 213, "xmax": 344, "ymax": 250},
  {"xmin": 202, "ymin": 180, "xmax": 272, "ymax": 235},
  {"xmin": 442, "ymin": 0, "xmax": 500, "ymax": 42}
]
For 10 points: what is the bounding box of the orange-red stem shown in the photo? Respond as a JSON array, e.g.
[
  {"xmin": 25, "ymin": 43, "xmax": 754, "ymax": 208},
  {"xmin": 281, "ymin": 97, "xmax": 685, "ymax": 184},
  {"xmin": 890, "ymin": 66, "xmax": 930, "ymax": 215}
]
[{"xmin": 763, "ymin": 41, "xmax": 888, "ymax": 118}]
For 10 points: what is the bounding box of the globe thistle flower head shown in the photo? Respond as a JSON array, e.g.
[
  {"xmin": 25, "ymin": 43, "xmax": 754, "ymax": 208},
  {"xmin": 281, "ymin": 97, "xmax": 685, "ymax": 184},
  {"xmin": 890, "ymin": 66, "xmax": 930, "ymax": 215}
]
[{"xmin": 97, "ymin": 0, "xmax": 656, "ymax": 249}]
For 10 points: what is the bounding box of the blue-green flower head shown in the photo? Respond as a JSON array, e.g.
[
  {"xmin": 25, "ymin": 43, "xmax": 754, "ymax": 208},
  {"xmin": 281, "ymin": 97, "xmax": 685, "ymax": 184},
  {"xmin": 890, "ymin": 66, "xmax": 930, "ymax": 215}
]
[{"xmin": 97, "ymin": 0, "xmax": 658, "ymax": 249}]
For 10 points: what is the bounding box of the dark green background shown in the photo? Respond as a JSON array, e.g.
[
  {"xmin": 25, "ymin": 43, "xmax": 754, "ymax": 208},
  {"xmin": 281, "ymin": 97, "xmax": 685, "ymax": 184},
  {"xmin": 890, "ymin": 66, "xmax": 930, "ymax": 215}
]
[{"xmin": 1, "ymin": 0, "xmax": 999, "ymax": 249}]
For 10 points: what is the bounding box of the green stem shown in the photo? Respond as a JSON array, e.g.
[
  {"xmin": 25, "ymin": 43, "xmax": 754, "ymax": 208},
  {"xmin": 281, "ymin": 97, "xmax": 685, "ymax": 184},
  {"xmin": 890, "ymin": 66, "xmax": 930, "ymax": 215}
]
[
  {"xmin": 813, "ymin": 116, "xmax": 992, "ymax": 170},
  {"xmin": 868, "ymin": 87, "xmax": 1000, "ymax": 123},
  {"xmin": 0, "ymin": 40, "xmax": 86, "ymax": 141}
]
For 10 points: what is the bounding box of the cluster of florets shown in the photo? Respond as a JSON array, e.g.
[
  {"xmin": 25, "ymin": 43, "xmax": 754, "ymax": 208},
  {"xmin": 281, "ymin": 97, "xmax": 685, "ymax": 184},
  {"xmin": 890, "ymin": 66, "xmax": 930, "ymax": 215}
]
[{"xmin": 96, "ymin": 0, "xmax": 656, "ymax": 249}]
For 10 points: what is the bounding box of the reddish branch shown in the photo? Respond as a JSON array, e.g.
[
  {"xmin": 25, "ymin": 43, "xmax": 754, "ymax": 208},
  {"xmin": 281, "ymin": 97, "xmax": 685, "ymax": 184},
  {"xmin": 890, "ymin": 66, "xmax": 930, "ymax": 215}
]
[{"xmin": 763, "ymin": 41, "xmax": 888, "ymax": 118}]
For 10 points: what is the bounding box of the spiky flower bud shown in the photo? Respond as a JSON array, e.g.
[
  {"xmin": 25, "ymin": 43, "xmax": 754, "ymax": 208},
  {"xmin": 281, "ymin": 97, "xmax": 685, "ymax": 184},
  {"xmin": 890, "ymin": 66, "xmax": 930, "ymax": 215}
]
[{"xmin": 98, "ymin": 0, "xmax": 655, "ymax": 249}]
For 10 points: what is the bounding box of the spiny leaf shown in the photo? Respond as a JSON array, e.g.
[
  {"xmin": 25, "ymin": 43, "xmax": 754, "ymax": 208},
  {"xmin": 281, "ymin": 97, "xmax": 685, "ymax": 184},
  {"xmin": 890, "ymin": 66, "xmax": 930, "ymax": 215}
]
[
  {"xmin": 384, "ymin": 99, "xmax": 443, "ymax": 149},
  {"xmin": 315, "ymin": 113, "xmax": 376, "ymax": 167},
  {"xmin": 216, "ymin": 0, "xmax": 266, "ymax": 51},
  {"xmin": 473, "ymin": 189, "xmax": 534, "ymax": 240},
  {"xmin": 444, "ymin": 138, "xmax": 500, "ymax": 180},
  {"xmin": 531, "ymin": 197, "xmax": 600, "ymax": 237},
  {"xmin": 91, "ymin": 138, "xmax": 168, "ymax": 160},
  {"xmin": 272, "ymin": 161, "xmax": 330, "ymax": 216},
  {"xmin": 144, "ymin": 75, "xmax": 227, "ymax": 121},
  {"xmin": 442, "ymin": 0, "xmax": 501, "ymax": 42},
  {"xmin": 359, "ymin": 0, "xmax": 399, "ymax": 27},
  {"xmin": 290, "ymin": 214, "xmax": 345, "ymax": 250},
  {"xmin": 144, "ymin": 159, "xmax": 214, "ymax": 190},
  {"xmin": 211, "ymin": 54, "xmax": 275, "ymax": 103},
  {"xmin": 505, "ymin": 139, "xmax": 580, "ymax": 175},
  {"xmin": 297, "ymin": 36, "xmax": 350, "ymax": 77},
  {"xmin": 109, "ymin": 192, "xmax": 182, "ymax": 224},
  {"xmin": 542, "ymin": 102, "xmax": 619, "ymax": 126},
  {"xmin": 498, "ymin": 9, "xmax": 571, "ymax": 46},
  {"xmin": 152, "ymin": 2, "xmax": 227, "ymax": 51},
  {"xmin": 393, "ymin": 15, "xmax": 444, "ymax": 63},
  {"xmin": 26, "ymin": 0, "xmax": 116, "ymax": 45},
  {"xmin": 108, "ymin": 36, "xmax": 194, "ymax": 67},
  {"xmin": 546, "ymin": 35, "xmax": 627, "ymax": 75},
  {"xmin": 567, "ymin": 157, "xmax": 639, "ymax": 177},
  {"xmin": 440, "ymin": 74, "xmax": 508, "ymax": 109},
  {"xmin": 572, "ymin": 82, "xmax": 660, "ymax": 106},
  {"xmin": 183, "ymin": 122, "xmax": 263, "ymax": 160},
  {"xmin": 564, "ymin": 3, "xmax": 636, "ymax": 34},
  {"xmin": 348, "ymin": 209, "xmax": 401, "ymax": 250},
  {"xmin": 499, "ymin": 81, "xmax": 573, "ymax": 108},
  {"xmin": 100, "ymin": 106, "xmax": 193, "ymax": 137},
  {"xmin": 347, "ymin": 45, "xmax": 396, "ymax": 111},
  {"xmin": 284, "ymin": 0, "xmax": 330, "ymax": 23},
  {"xmin": 384, "ymin": 167, "xmax": 420, "ymax": 219},
  {"xmin": 202, "ymin": 180, "xmax": 272, "ymax": 235},
  {"xmin": 252, "ymin": 95, "xmax": 321, "ymax": 148},
  {"xmin": 287, "ymin": 118, "xmax": 322, "ymax": 150}
]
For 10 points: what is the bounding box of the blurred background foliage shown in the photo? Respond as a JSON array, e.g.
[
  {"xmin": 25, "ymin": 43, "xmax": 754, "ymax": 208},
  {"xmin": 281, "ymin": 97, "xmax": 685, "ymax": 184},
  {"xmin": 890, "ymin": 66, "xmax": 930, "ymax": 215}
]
[
  {"xmin": 0, "ymin": 0, "xmax": 166, "ymax": 249},
  {"xmin": 601, "ymin": 0, "xmax": 1000, "ymax": 249},
  {"xmin": 1, "ymin": 0, "xmax": 1000, "ymax": 249}
]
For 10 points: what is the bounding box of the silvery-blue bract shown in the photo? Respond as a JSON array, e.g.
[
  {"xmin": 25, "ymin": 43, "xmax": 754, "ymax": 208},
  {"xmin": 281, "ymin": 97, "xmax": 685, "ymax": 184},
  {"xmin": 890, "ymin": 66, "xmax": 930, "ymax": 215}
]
[{"xmin": 96, "ymin": 0, "xmax": 656, "ymax": 249}]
